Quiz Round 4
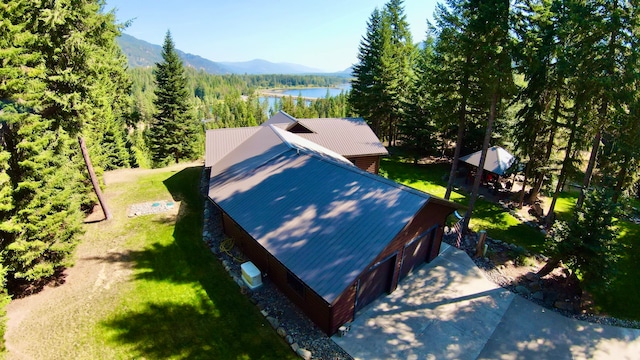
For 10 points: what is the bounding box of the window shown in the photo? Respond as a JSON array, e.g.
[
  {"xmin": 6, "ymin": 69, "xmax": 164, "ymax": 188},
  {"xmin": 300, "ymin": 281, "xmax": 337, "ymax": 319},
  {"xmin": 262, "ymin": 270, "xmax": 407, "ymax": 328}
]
[{"xmin": 286, "ymin": 270, "xmax": 305, "ymax": 297}]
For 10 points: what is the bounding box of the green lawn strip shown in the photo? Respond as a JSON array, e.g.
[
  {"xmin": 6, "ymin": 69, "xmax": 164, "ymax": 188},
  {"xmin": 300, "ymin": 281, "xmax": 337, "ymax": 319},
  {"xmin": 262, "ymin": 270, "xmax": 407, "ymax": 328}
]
[
  {"xmin": 380, "ymin": 157, "xmax": 545, "ymax": 250},
  {"xmin": 98, "ymin": 167, "xmax": 294, "ymax": 359}
]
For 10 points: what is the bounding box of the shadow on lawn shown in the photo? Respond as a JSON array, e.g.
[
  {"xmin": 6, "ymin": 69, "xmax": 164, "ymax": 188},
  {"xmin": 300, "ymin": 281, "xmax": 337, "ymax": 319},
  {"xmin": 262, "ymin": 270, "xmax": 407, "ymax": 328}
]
[{"xmin": 100, "ymin": 166, "xmax": 293, "ymax": 360}]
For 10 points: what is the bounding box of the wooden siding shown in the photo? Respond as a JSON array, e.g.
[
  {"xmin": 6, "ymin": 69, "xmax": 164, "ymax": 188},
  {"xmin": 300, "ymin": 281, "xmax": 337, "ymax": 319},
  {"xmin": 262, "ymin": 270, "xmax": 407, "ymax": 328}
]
[
  {"xmin": 347, "ymin": 155, "xmax": 381, "ymax": 174},
  {"xmin": 358, "ymin": 201, "xmax": 452, "ymax": 295},
  {"xmin": 221, "ymin": 209, "xmax": 333, "ymax": 334},
  {"xmin": 219, "ymin": 200, "xmax": 455, "ymax": 336},
  {"xmin": 330, "ymin": 285, "xmax": 357, "ymax": 334}
]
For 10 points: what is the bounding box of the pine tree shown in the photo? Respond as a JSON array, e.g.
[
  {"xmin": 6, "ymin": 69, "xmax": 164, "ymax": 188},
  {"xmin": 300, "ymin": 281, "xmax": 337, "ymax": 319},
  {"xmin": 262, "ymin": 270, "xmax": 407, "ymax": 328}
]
[
  {"xmin": 148, "ymin": 31, "xmax": 200, "ymax": 166},
  {"xmin": 399, "ymin": 38, "xmax": 439, "ymax": 163},
  {"xmin": 538, "ymin": 188, "xmax": 621, "ymax": 292},
  {"xmin": 0, "ymin": 0, "xmax": 130, "ymax": 282},
  {"xmin": 350, "ymin": 1, "xmax": 415, "ymax": 144}
]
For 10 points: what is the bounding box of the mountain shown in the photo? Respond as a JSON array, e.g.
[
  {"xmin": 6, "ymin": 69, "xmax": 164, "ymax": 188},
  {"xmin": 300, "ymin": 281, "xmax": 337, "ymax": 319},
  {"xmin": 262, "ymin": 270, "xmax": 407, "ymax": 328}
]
[
  {"xmin": 219, "ymin": 59, "xmax": 323, "ymax": 75},
  {"xmin": 117, "ymin": 33, "xmax": 329, "ymax": 75},
  {"xmin": 117, "ymin": 34, "xmax": 228, "ymax": 74}
]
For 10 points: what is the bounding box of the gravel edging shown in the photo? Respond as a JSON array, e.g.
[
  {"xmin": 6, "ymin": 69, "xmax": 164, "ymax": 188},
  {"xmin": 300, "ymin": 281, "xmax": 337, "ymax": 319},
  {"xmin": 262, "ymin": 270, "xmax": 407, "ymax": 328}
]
[
  {"xmin": 444, "ymin": 230, "xmax": 640, "ymax": 330},
  {"xmin": 200, "ymin": 169, "xmax": 352, "ymax": 360}
]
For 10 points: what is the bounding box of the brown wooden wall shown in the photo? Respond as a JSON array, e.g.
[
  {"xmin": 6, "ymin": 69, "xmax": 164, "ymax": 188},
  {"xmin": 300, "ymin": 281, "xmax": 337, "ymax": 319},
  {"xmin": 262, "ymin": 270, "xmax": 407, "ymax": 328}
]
[
  {"xmin": 221, "ymin": 210, "xmax": 333, "ymax": 334},
  {"xmin": 220, "ymin": 200, "xmax": 455, "ymax": 336},
  {"xmin": 328, "ymin": 200, "xmax": 456, "ymax": 333},
  {"xmin": 347, "ymin": 155, "xmax": 381, "ymax": 174}
]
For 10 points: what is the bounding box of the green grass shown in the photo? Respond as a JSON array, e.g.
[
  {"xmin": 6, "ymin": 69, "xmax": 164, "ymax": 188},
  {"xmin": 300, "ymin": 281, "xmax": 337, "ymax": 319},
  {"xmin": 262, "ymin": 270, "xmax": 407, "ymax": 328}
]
[
  {"xmin": 380, "ymin": 157, "xmax": 546, "ymax": 251},
  {"xmin": 594, "ymin": 219, "xmax": 640, "ymax": 320},
  {"xmin": 381, "ymin": 157, "xmax": 640, "ymax": 322},
  {"xmin": 95, "ymin": 167, "xmax": 295, "ymax": 359}
]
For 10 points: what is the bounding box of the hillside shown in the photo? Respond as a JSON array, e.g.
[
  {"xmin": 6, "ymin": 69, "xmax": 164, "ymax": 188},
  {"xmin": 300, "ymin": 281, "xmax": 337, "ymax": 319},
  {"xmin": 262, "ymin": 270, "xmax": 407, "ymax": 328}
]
[{"xmin": 117, "ymin": 33, "xmax": 341, "ymax": 75}]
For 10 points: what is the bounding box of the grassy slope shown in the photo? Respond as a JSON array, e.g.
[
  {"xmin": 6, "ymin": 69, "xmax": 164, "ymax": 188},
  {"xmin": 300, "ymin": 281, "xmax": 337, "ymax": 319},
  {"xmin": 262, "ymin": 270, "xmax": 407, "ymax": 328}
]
[
  {"xmin": 96, "ymin": 166, "xmax": 295, "ymax": 359},
  {"xmin": 8, "ymin": 166, "xmax": 291, "ymax": 360},
  {"xmin": 380, "ymin": 157, "xmax": 640, "ymax": 321}
]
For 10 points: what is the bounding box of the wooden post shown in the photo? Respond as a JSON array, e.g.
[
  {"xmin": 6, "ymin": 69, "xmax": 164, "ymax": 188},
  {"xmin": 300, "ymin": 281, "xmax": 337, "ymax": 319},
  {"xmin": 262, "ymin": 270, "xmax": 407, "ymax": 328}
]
[
  {"xmin": 79, "ymin": 136, "xmax": 111, "ymax": 220},
  {"xmin": 475, "ymin": 230, "xmax": 487, "ymax": 258}
]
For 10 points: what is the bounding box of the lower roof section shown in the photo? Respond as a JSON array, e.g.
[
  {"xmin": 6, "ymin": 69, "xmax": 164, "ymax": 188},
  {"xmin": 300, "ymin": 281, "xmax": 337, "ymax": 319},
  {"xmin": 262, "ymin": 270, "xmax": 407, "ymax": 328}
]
[{"xmin": 209, "ymin": 145, "xmax": 432, "ymax": 303}]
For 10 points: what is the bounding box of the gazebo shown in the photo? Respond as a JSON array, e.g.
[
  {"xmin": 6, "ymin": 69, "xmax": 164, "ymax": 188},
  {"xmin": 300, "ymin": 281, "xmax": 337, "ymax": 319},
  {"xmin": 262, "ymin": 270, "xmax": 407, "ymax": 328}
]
[{"xmin": 460, "ymin": 146, "xmax": 516, "ymax": 176}]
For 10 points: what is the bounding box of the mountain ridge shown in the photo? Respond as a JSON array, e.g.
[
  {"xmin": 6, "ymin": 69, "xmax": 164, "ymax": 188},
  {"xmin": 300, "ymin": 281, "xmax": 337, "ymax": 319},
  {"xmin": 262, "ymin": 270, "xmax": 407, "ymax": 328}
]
[{"xmin": 117, "ymin": 33, "xmax": 352, "ymax": 76}]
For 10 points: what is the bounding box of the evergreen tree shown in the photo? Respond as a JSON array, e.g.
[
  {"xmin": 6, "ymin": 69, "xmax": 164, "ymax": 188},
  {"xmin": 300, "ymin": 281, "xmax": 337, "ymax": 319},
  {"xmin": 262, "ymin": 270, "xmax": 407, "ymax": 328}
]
[
  {"xmin": 399, "ymin": 38, "xmax": 439, "ymax": 163},
  {"xmin": 350, "ymin": 1, "xmax": 414, "ymax": 144},
  {"xmin": 511, "ymin": 0, "xmax": 567, "ymax": 207},
  {"xmin": 431, "ymin": 0, "xmax": 481, "ymax": 200},
  {"xmin": 538, "ymin": 188, "xmax": 621, "ymax": 292},
  {"xmin": 350, "ymin": 8, "xmax": 386, "ymax": 135},
  {"xmin": 0, "ymin": 0, "xmax": 129, "ymax": 282},
  {"xmin": 148, "ymin": 31, "xmax": 200, "ymax": 166}
]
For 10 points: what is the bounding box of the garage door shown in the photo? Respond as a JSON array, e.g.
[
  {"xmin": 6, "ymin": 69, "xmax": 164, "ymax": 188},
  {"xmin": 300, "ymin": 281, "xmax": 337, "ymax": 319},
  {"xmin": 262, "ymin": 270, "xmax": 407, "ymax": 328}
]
[
  {"xmin": 399, "ymin": 229, "xmax": 435, "ymax": 280},
  {"xmin": 355, "ymin": 255, "xmax": 395, "ymax": 313}
]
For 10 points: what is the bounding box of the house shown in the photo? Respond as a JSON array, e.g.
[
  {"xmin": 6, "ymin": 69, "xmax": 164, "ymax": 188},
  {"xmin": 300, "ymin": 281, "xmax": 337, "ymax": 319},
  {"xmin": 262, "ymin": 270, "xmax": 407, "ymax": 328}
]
[
  {"xmin": 205, "ymin": 111, "xmax": 388, "ymax": 174},
  {"xmin": 205, "ymin": 116, "xmax": 461, "ymax": 335}
]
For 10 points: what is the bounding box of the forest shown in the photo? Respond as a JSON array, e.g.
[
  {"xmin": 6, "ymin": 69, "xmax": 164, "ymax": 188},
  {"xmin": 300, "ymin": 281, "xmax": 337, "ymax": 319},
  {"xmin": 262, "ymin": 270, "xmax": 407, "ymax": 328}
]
[
  {"xmin": 351, "ymin": 0, "xmax": 639, "ymax": 297},
  {"xmin": 1, "ymin": 0, "xmax": 640, "ymax": 352}
]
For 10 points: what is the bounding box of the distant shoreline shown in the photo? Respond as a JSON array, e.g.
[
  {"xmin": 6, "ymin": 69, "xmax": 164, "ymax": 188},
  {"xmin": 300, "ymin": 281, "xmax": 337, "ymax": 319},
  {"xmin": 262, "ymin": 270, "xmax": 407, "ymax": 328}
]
[{"xmin": 257, "ymin": 85, "xmax": 349, "ymax": 100}]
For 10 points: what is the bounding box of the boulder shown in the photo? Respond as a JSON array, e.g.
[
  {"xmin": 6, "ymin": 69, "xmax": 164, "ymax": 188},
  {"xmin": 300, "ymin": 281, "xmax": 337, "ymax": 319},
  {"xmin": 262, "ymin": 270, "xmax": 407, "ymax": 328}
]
[
  {"xmin": 515, "ymin": 285, "xmax": 531, "ymax": 297},
  {"xmin": 286, "ymin": 335, "xmax": 294, "ymax": 344},
  {"xmin": 296, "ymin": 348, "xmax": 312, "ymax": 360},
  {"xmin": 277, "ymin": 326, "xmax": 286, "ymax": 338},
  {"xmin": 525, "ymin": 272, "xmax": 539, "ymax": 281},
  {"xmin": 532, "ymin": 291, "xmax": 544, "ymax": 301},
  {"xmin": 267, "ymin": 316, "xmax": 279, "ymax": 329},
  {"xmin": 529, "ymin": 281, "xmax": 542, "ymax": 292},
  {"xmin": 554, "ymin": 301, "xmax": 575, "ymax": 312}
]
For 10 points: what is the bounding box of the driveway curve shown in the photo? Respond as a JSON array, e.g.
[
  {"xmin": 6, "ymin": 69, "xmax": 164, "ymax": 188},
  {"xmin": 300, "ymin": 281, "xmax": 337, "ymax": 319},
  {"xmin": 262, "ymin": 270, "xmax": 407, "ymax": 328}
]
[{"xmin": 332, "ymin": 245, "xmax": 640, "ymax": 359}]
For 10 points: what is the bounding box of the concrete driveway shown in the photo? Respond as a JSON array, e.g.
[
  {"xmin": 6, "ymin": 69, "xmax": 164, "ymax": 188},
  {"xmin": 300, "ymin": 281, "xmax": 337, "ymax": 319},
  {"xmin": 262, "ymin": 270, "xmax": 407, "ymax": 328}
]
[{"xmin": 332, "ymin": 245, "xmax": 640, "ymax": 360}]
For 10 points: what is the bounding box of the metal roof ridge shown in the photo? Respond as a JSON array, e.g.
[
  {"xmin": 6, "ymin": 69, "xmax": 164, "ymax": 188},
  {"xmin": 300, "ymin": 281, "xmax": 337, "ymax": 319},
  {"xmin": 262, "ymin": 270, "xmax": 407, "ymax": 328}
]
[
  {"xmin": 205, "ymin": 126, "xmax": 259, "ymax": 133},
  {"xmin": 298, "ymin": 149, "xmax": 433, "ymax": 200},
  {"xmin": 278, "ymin": 110, "xmax": 297, "ymax": 122}
]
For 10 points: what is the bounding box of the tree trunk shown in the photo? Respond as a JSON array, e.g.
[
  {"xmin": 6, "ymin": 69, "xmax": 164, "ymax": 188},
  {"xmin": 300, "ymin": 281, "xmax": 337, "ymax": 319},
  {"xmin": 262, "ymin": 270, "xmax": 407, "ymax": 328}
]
[
  {"xmin": 546, "ymin": 111, "xmax": 578, "ymax": 228},
  {"xmin": 462, "ymin": 92, "xmax": 498, "ymax": 233},
  {"xmin": 518, "ymin": 162, "xmax": 530, "ymax": 209},
  {"xmin": 612, "ymin": 159, "xmax": 628, "ymax": 204},
  {"xmin": 529, "ymin": 91, "xmax": 561, "ymax": 202},
  {"xmin": 445, "ymin": 56, "xmax": 471, "ymax": 200},
  {"xmin": 576, "ymin": 129, "xmax": 601, "ymax": 210},
  {"xmin": 537, "ymin": 256, "xmax": 561, "ymax": 277},
  {"xmin": 79, "ymin": 136, "xmax": 111, "ymax": 220}
]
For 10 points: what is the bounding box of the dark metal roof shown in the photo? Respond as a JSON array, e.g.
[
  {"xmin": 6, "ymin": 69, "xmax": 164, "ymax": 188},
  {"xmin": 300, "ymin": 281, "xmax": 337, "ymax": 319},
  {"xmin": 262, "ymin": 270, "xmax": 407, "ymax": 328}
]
[
  {"xmin": 204, "ymin": 127, "xmax": 260, "ymax": 168},
  {"xmin": 289, "ymin": 117, "xmax": 389, "ymax": 157},
  {"xmin": 208, "ymin": 126, "xmax": 432, "ymax": 303}
]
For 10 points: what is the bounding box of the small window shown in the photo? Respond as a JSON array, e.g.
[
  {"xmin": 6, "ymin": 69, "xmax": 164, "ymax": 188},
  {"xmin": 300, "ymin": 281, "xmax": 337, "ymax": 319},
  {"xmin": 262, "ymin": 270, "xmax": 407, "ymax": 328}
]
[{"xmin": 287, "ymin": 271, "xmax": 305, "ymax": 297}]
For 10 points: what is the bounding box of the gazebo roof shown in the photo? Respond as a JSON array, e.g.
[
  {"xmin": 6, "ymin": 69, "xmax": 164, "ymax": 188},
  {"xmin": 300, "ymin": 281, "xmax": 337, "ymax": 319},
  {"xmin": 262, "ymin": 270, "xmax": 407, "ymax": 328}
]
[{"xmin": 460, "ymin": 146, "xmax": 516, "ymax": 175}]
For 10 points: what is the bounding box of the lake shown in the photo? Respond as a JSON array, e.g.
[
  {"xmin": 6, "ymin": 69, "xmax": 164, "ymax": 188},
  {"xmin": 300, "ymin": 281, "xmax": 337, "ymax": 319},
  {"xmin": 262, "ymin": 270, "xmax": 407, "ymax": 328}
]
[
  {"xmin": 278, "ymin": 83, "xmax": 351, "ymax": 98},
  {"xmin": 259, "ymin": 83, "xmax": 351, "ymax": 114}
]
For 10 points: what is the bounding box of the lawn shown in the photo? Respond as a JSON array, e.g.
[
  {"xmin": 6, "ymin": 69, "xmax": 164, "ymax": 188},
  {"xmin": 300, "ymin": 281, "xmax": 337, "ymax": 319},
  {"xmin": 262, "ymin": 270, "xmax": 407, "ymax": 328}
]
[
  {"xmin": 96, "ymin": 166, "xmax": 295, "ymax": 359},
  {"xmin": 380, "ymin": 157, "xmax": 546, "ymax": 251},
  {"xmin": 380, "ymin": 157, "xmax": 640, "ymax": 322},
  {"xmin": 6, "ymin": 165, "xmax": 294, "ymax": 359}
]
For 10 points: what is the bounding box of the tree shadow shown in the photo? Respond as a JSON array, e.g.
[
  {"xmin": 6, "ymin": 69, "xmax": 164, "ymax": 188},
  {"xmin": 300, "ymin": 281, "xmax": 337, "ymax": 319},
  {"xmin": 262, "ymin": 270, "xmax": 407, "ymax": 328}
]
[{"xmin": 99, "ymin": 166, "xmax": 294, "ymax": 359}]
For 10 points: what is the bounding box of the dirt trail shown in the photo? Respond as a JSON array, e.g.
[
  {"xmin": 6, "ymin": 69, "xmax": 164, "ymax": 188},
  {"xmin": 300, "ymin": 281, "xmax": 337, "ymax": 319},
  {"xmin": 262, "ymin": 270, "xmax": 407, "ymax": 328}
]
[{"xmin": 4, "ymin": 162, "xmax": 195, "ymax": 359}]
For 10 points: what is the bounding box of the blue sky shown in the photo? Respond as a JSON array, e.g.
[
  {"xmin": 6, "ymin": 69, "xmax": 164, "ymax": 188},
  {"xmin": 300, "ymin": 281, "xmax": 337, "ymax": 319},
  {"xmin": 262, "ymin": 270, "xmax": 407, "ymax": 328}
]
[{"xmin": 105, "ymin": 0, "xmax": 439, "ymax": 72}]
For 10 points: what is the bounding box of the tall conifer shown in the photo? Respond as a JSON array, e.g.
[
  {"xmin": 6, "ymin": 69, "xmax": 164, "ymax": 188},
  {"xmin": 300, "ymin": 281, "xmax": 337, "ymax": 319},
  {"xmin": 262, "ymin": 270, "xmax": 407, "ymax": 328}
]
[{"xmin": 149, "ymin": 31, "xmax": 200, "ymax": 166}]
